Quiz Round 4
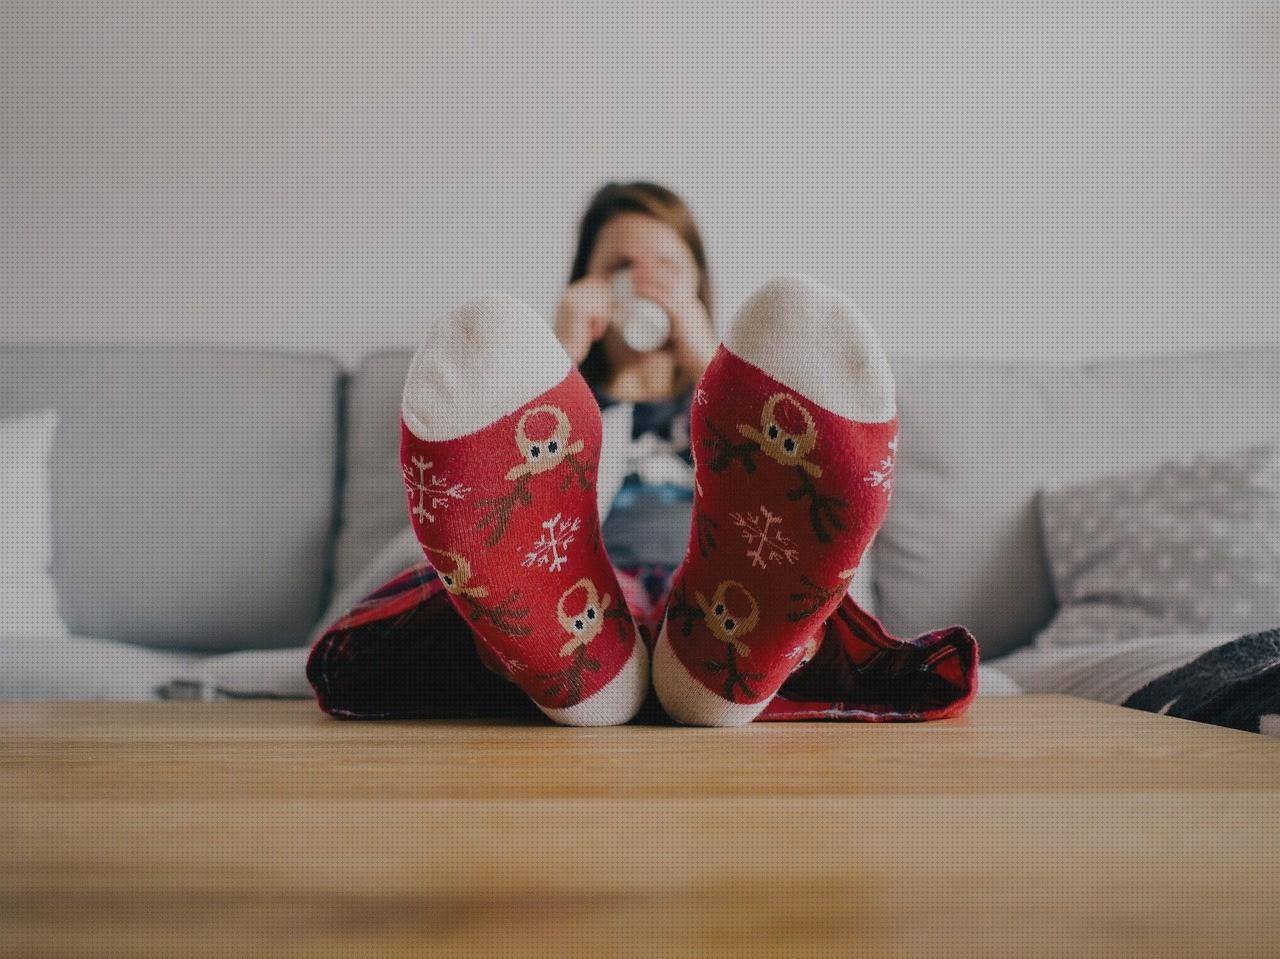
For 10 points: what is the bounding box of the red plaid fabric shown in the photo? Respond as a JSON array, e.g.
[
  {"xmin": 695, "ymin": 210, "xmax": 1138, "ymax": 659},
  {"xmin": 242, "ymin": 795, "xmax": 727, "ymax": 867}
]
[{"xmin": 307, "ymin": 561, "xmax": 977, "ymax": 723}]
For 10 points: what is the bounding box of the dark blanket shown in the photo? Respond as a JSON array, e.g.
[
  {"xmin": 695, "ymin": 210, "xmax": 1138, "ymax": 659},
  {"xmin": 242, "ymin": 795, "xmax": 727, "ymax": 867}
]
[
  {"xmin": 1124, "ymin": 628, "xmax": 1280, "ymax": 735},
  {"xmin": 306, "ymin": 561, "xmax": 978, "ymax": 724}
]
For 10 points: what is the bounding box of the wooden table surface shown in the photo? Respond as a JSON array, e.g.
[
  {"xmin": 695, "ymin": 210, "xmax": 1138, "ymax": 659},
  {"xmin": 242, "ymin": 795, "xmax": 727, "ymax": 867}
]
[{"xmin": 3, "ymin": 695, "xmax": 1279, "ymax": 957}]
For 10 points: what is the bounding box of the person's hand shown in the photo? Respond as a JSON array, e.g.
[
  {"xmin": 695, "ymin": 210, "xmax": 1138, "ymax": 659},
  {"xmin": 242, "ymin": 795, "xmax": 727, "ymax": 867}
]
[
  {"xmin": 629, "ymin": 264, "xmax": 718, "ymax": 384},
  {"xmin": 554, "ymin": 276, "xmax": 612, "ymax": 365}
]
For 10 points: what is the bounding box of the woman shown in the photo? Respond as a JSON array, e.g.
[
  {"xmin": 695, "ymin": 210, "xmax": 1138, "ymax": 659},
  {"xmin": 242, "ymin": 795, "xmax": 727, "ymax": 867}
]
[
  {"xmin": 556, "ymin": 183, "xmax": 716, "ymax": 571},
  {"xmin": 557, "ymin": 182, "xmax": 717, "ymax": 402},
  {"xmin": 307, "ymin": 183, "xmax": 977, "ymax": 727}
]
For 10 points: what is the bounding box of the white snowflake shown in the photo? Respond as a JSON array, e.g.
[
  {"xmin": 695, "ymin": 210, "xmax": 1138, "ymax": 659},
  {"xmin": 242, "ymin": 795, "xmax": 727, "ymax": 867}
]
[
  {"xmin": 863, "ymin": 432, "xmax": 899, "ymax": 494},
  {"xmin": 784, "ymin": 637, "xmax": 819, "ymax": 663},
  {"xmin": 402, "ymin": 456, "xmax": 470, "ymax": 526},
  {"xmin": 694, "ymin": 387, "xmax": 709, "ymax": 406},
  {"xmin": 730, "ymin": 505, "xmax": 799, "ymax": 569},
  {"xmin": 522, "ymin": 512, "xmax": 582, "ymax": 573}
]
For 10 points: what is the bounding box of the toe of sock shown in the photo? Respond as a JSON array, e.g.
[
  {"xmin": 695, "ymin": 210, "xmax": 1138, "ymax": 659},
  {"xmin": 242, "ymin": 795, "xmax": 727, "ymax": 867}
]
[
  {"xmin": 725, "ymin": 274, "xmax": 896, "ymax": 424},
  {"xmin": 402, "ymin": 294, "xmax": 572, "ymax": 441}
]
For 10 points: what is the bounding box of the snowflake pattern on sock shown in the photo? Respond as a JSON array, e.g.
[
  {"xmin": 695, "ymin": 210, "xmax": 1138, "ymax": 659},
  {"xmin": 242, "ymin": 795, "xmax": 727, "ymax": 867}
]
[
  {"xmin": 730, "ymin": 506, "xmax": 799, "ymax": 569},
  {"xmin": 862, "ymin": 432, "xmax": 899, "ymax": 495},
  {"xmin": 403, "ymin": 456, "xmax": 471, "ymax": 526},
  {"xmin": 522, "ymin": 512, "xmax": 582, "ymax": 573}
]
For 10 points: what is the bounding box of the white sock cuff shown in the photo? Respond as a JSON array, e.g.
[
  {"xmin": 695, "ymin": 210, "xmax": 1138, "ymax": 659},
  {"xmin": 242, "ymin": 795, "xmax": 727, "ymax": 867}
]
[
  {"xmin": 402, "ymin": 294, "xmax": 573, "ymax": 442},
  {"xmin": 724, "ymin": 274, "xmax": 896, "ymax": 424}
]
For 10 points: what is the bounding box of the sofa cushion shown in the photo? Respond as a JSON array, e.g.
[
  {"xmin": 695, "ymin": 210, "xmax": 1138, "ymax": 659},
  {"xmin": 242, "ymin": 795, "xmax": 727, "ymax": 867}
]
[
  {"xmin": 875, "ymin": 346, "xmax": 1280, "ymax": 659},
  {"xmin": 0, "ymin": 633, "xmax": 202, "ymax": 700},
  {"xmin": 1037, "ymin": 446, "xmax": 1280, "ymax": 646},
  {"xmin": 335, "ymin": 351, "xmax": 414, "ymax": 594},
  {"xmin": 0, "ymin": 345, "xmax": 341, "ymax": 651}
]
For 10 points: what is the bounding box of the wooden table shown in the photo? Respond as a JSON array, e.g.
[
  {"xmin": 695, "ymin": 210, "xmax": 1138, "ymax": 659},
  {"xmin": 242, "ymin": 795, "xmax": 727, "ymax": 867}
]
[{"xmin": 3, "ymin": 696, "xmax": 1279, "ymax": 957}]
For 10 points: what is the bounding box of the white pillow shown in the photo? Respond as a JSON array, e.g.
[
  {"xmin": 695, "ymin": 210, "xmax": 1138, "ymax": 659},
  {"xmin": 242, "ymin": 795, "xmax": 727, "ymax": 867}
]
[{"xmin": 0, "ymin": 409, "xmax": 67, "ymax": 637}]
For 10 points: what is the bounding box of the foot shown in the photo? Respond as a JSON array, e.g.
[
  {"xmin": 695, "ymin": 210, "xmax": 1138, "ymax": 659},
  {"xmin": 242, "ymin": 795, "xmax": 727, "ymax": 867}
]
[
  {"xmin": 652, "ymin": 275, "xmax": 899, "ymax": 725},
  {"xmin": 400, "ymin": 295, "xmax": 648, "ymax": 725}
]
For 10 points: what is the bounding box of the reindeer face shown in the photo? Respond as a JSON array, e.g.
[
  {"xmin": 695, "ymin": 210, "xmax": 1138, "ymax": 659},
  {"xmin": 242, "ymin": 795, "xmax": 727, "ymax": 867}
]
[
  {"xmin": 425, "ymin": 547, "xmax": 487, "ymax": 598},
  {"xmin": 738, "ymin": 393, "xmax": 823, "ymax": 477},
  {"xmin": 757, "ymin": 394, "xmax": 818, "ymax": 467},
  {"xmin": 556, "ymin": 577, "xmax": 612, "ymax": 656},
  {"xmin": 505, "ymin": 405, "xmax": 585, "ymax": 481},
  {"xmin": 694, "ymin": 580, "xmax": 760, "ymax": 655}
]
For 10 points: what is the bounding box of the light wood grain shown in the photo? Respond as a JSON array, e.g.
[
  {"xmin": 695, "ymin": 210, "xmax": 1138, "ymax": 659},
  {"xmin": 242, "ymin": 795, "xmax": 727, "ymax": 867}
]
[{"xmin": 3, "ymin": 696, "xmax": 1279, "ymax": 957}]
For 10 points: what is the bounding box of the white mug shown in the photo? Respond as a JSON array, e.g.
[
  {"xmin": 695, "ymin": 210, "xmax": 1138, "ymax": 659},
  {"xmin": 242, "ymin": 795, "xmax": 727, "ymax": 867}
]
[{"xmin": 610, "ymin": 269, "xmax": 671, "ymax": 353}]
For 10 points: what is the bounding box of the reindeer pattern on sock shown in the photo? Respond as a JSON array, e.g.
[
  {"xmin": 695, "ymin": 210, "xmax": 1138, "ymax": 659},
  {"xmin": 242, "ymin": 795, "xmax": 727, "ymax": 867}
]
[
  {"xmin": 701, "ymin": 390, "xmax": 852, "ymax": 543},
  {"xmin": 693, "ymin": 579, "xmax": 765, "ymax": 702},
  {"xmin": 424, "ymin": 546, "xmax": 531, "ymax": 637},
  {"xmin": 475, "ymin": 403, "xmax": 595, "ymax": 546},
  {"xmin": 738, "ymin": 393, "xmax": 824, "ymax": 476},
  {"xmin": 534, "ymin": 578, "xmax": 630, "ymax": 706}
]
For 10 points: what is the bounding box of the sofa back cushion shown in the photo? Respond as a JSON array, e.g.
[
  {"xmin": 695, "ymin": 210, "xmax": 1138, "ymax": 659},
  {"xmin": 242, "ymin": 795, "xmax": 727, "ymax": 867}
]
[
  {"xmin": 0, "ymin": 345, "xmax": 341, "ymax": 650},
  {"xmin": 876, "ymin": 346, "xmax": 1280, "ymax": 659},
  {"xmin": 334, "ymin": 351, "xmax": 414, "ymax": 594}
]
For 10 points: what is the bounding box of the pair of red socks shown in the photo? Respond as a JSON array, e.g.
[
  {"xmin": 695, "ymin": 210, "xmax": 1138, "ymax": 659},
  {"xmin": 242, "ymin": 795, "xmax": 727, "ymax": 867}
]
[{"xmin": 400, "ymin": 276, "xmax": 898, "ymax": 725}]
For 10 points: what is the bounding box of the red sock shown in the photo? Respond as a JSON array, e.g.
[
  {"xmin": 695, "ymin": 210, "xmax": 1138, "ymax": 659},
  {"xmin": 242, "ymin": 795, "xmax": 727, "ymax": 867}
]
[
  {"xmin": 400, "ymin": 295, "xmax": 647, "ymax": 725},
  {"xmin": 653, "ymin": 276, "xmax": 899, "ymax": 725}
]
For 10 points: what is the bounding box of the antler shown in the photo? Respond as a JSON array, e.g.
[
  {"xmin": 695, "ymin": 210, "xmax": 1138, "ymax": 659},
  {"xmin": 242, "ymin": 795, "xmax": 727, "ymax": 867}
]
[
  {"xmin": 665, "ymin": 585, "xmax": 702, "ymax": 637},
  {"xmin": 693, "ymin": 501, "xmax": 719, "ymax": 557},
  {"xmin": 787, "ymin": 573, "xmax": 840, "ymax": 621},
  {"xmin": 535, "ymin": 643, "xmax": 602, "ymax": 707},
  {"xmin": 474, "ymin": 473, "xmax": 533, "ymax": 547},
  {"xmin": 703, "ymin": 647, "xmax": 765, "ymax": 703},
  {"xmin": 701, "ymin": 420, "xmax": 758, "ymax": 473},
  {"xmin": 463, "ymin": 588, "xmax": 532, "ymax": 637},
  {"xmin": 785, "ymin": 466, "xmax": 847, "ymax": 543},
  {"xmin": 558, "ymin": 450, "xmax": 595, "ymax": 491},
  {"xmin": 602, "ymin": 600, "xmax": 632, "ymax": 644}
]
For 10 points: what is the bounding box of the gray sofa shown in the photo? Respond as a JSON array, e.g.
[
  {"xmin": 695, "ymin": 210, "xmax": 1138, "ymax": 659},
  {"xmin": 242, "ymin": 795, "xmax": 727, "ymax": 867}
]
[{"xmin": 4, "ymin": 341, "xmax": 1278, "ymax": 699}]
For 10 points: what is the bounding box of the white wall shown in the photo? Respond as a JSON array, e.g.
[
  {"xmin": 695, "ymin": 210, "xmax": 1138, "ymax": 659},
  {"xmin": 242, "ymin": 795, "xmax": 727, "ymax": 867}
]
[{"xmin": 2, "ymin": 2, "xmax": 1276, "ymax": 365}]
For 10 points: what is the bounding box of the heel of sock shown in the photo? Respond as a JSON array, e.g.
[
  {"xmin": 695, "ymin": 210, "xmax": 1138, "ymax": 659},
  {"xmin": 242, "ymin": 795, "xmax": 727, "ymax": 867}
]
[
  {"xmin": 402, "ymin": 294, "xmax": 572, "ymax": 442},
  {"xmin": 725, "ymin": 274, "xmax": 895, "ymax": 424}
]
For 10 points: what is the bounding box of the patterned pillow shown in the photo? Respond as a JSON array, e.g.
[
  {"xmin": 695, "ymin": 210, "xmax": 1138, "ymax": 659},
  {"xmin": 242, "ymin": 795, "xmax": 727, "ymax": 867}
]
[{"xmin": 1037, "ymin": 446, "xmax": 1280, "ymax": 646}]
